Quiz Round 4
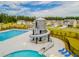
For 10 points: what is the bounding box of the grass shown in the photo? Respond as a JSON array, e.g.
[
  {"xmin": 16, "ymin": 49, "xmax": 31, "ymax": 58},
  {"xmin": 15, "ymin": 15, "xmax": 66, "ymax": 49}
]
[
  {"xmin": 48, "ymin": 27, "xmax": 79, "ymax": 56},
  {"xmin": 67, "ymin": 37, "xmax": 79, "ymax": 50}
]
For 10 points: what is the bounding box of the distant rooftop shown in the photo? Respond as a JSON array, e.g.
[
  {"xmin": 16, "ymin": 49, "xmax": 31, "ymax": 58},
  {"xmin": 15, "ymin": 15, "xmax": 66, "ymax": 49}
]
[{"xmin": 36, "ymin": 17, "xmax": 46, "ymax": 21}]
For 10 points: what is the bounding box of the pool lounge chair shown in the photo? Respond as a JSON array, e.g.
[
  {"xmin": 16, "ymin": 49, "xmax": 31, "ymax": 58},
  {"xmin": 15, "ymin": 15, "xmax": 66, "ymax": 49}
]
[
  {"xmin": 58, "ymin": 48, "xmax": 65, "ymax": 52},
  {"xmin": 58, "ymin": 48, "xmax": 72, "ymax": 57},
  {"xmin": 64, "ymin": 52, "xmax": 72, "ymax": 57},
  {"xmin": 61, "ymin": 50, "xmax": 70, "ymax": 54}
]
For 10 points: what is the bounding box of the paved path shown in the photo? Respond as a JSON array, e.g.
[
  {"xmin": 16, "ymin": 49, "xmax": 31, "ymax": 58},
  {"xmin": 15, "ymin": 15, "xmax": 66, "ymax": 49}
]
[{"xmin": 0, "ymin": 30, "xmax": 65, "ymax": 57}]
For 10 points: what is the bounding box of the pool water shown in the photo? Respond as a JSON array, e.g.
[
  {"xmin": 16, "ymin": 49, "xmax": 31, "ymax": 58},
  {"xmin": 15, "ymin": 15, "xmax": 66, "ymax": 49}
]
[
  {"xmin": 5, "ymin": 50, "xmax": 45, "ymax": 57},
  {"xmin": 0, "ymin": 30, "xmax": 27, "ymax": 41}
]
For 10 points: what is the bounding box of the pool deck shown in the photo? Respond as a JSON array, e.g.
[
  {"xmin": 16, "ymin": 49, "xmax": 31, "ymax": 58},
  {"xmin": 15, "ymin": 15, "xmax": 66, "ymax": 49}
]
[{"xmin": 0, "ymin": 30, "xmax": 65, "ymax": 57}]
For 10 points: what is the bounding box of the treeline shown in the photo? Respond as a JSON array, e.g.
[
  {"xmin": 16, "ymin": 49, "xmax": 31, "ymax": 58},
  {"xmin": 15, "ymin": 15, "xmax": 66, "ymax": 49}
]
[
  {"xmin": 0, "ymin": 13, "xmax": 35, "ymax": 23},
  {"xmin": 1, "ymin": 13, "xmax": 79, "ymax": 23},
  {"xmin": 0, "ymin": 14, "xmax": 17, "ymax": 23},
  {"xmin": 45, "ymin": 16, "xmax": 79, "ymax": 20}
]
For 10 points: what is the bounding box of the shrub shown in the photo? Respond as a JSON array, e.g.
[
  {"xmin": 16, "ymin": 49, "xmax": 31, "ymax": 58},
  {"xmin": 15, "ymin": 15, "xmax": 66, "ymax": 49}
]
[{"xmin": 0, "ymin": 23, "xmax": 28, "ymax": 31}]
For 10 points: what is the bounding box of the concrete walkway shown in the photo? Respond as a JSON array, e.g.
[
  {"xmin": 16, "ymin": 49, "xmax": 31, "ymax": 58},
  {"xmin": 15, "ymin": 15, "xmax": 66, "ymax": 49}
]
[{"xmin": 0, "ymin": 30, "xmax": 65, "ymax": 57}]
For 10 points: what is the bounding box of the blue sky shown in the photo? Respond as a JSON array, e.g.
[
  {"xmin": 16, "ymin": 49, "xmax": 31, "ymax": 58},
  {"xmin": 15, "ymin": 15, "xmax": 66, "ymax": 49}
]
[
  {"xmin": 0, "ymin": 1, "xmax": 79, "ymax": 17},
  {"xmin": 19, "ymin": 1, "xmax": 61, "ymax": 12}
]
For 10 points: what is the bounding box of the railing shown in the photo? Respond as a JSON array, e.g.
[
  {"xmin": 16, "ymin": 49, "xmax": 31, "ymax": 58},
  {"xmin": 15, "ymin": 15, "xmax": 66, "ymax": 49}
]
[
  {"xmin": 39, "ymin": 40, "xmax": 54, "ymax": 54},
  {"xmin": 30, "ymin": 30, "xmax": 50, "ymax": 38}
]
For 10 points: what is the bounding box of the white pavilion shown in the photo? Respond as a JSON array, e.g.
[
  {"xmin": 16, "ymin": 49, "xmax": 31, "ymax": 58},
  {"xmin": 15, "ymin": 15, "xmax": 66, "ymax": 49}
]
[{"xmin": 30, "ymin": 17, "xmax": 50, "ymax": 44}]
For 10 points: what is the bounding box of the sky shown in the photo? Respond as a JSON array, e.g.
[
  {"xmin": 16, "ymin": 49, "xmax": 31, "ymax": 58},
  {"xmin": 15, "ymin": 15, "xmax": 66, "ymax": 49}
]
[{"xmin": 0, "ymin": 1, "xmax": 79, "ymax": 17}]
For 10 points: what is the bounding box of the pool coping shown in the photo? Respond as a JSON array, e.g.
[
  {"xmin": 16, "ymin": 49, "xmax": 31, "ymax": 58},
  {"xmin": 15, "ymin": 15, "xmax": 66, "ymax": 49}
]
[
  {"xmin": 0, "ymin": 29, "xmax": 30, "ymax": 42},
  {"xmin": 0, "ymin": 29, "xmax": 30, "ymax": 33}
]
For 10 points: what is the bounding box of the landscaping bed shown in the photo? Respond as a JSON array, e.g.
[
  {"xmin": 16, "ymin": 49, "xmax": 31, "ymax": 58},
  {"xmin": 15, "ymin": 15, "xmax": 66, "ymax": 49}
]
[{"xmin": 0, "ymin": 23, "xmax": 28, "ymax": 31}]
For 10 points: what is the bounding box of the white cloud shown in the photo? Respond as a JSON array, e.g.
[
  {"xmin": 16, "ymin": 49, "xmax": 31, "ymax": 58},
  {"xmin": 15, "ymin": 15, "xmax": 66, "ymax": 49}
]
[
  {"xmin": 30, "ymin": 1, "xmax": 79, "ymax": 17},
  {"xmin": 0, "ymin": 1, "xmax": 79, "ymax": 17},
  {"xmin": 31, "ymin": 1, "xmax": 53, "ymax": 5},
  {"xmin": 0, "ymin": 1, "xmax": 31, "ymax": 15},
  {"xmin": 6, "ymin": 7, "xmax": 31, "ymax": 16}
]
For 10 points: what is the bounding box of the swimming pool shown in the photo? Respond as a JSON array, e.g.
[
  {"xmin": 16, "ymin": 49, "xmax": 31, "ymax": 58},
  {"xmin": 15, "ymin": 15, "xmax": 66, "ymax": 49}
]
[
  {"xmin": 5, "ymin": 50, "xmax": 45, "ymax": 57},
  {"xmin": 0, "ymin": 29, "xmax": 27, "ymax": 41}
]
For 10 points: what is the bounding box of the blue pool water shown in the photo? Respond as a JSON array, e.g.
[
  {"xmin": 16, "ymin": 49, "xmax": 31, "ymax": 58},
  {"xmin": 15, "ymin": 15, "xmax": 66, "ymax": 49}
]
[
  {"xmin": 5, "ymin": 50, "xmax": 45, "ymax": 57},
  {"xmin": 0, "ymin": 30, "xmax": 27, "ymax": 41}
]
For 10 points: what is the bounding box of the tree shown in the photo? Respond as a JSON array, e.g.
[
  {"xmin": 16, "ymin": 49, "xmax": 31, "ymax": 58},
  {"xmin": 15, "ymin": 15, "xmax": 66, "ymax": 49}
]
[
  {"xmin": 0, "ymin": 13, "xmax": 17, "ymax": 23},
  {"xmin": 44, "ymin": 16, "xmax": 64, "ymax": 20}
]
